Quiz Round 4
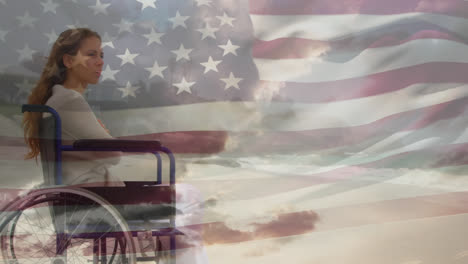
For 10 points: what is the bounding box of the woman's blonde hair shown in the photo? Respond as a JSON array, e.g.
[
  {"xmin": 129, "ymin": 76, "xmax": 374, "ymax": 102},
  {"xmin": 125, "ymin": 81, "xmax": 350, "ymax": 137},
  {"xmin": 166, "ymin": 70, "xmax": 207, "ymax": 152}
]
[{"xmin": 23, "ymin": 28, "xmax": 101, "ymax": 160}]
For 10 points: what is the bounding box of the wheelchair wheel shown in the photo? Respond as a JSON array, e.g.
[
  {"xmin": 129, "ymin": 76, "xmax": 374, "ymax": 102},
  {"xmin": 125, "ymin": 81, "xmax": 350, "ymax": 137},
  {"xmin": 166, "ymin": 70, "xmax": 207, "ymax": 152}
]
[{"xmin": 0, "ymin": 188, "xmax": 136, "ymax": 264}]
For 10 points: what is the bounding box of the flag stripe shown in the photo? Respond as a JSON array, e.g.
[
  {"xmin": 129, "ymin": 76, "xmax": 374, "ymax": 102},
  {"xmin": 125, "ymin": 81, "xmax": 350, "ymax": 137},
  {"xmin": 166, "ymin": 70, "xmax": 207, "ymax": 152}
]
[
  {"xmin": 249, "ymin": 0, "xmax": 468, "ymax": 16},
  {"xmin": 97, "ymin": 84, "xmax": 467, "ymax": 133},
  {"xmin": 262, "ymin": 63, "xmax": 468, "ymax": 103},
  {"xmin": 2, "ymin": 174, "xmax": 468, "ymax": 245},
  {"xmin": 253, "ymin": 30, "xmax": 465, "ymax": 59},
  {"xmin": 250, "ymin": 13, "xmax": 468, "ymax": 42},
  {"xmin": 187, "ymin": 160, "xmax": 468, "ymax": 204},
  {"xmin": 225, "ymin": 97, "xmax": 468, "ymax": 154},
  {"xmin": 2, "ymin": 0, "xmax": 467, "ymax": 258},
  {"xmin": 2, "ymin": 83, "xmax": 465, "ymax": 137},
  {"xmin": 255, "ymin": 39, "xmax": 468, "ymax": 82},
  {"xmin": 188, "ymin": 191, "xmax": 468, "ymax": 245},
  {"xmin": 1, "ymin": 94, "xmax": 466, "ymax": 156}
]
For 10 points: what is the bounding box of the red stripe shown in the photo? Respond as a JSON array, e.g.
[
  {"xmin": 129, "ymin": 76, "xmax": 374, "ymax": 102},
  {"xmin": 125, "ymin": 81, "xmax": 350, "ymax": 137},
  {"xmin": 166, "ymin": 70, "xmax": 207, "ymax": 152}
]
[
  {"xmin": 265, "ymin": 62, "xmax": 468, "ymax": 103},
  {"xmin": 175, "ymin": 191, "xmax": 468, "ymax": 246},
  {"xmin": 1, "ymin": 97, "xmax": 466, "ymax": 158},
  {"xmin": 367, "ymin": 29, "xmax": 464, "ymax": 48},
  {"xmin": 229, "ymin": 98, "xmax": 467, "ymax": 153},
  {"xmin": 0, "ymin": 131, "xmax": 229, "ymax": 157},
  {"xmin": 187, "ymin": 143, "xmax": 468, "ymax": 202},
  {"xmin": 253, "ymin": 31, "xmax": 465, "ymax": 59},
  {"xmin": 118, "ymin": 131, "xmax": 228, "ymax": 154},
  {"xmin": 5, "ymin": 186, "xmax": 466, "ymax": 254},
  {"xmin": 2, "ymin": 144, "xmax": 466, "ymax": 206},
  {"xmin": 3, "ymin": 189, "xmax": 467, "ymax": 247},
  {"xmin": 317, "ymin": 191, "xmax": 468, "ymax": 230},
  {"xmin": 32, "ymin": 186, "xmax": 463, "ymax": 249},
  {"xmin": 253, "ymin": 38, "xmax": 330, "ymax": 59},
  {"xmin": 249, "ymin": 0, "xmax": 468, "ymax": 16}
]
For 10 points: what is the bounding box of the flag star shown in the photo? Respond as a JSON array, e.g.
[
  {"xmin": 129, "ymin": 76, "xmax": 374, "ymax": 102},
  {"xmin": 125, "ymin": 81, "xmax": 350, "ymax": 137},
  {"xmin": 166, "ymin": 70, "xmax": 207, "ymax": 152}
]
[
  {"xmin": 100, "ymin": 65, "xmax": 119, "ymax": 81},
  {"xmin": 89, "ymin": 0, "xmax": 110, "ymax": 15},
  {"xmin": 0, "ymin": 28, "xmax": 9, "ymax": 42},
  {"xmin": 71, "ymin": 50, "xmax": 90, "ymax": 67},
  {"xmin": 41, "ymin": 0, "xmax": 59, "ymax": 14},
  {"xmin": 194, "ymin": 0, "xmax": 211, "ymax": 7},
  {"xmin": 143, "ymin": 27, "xmax": 163, "ymax": 45},
  {"xmin": 17, "ymin": 44, "xmax": 36, "ymax": 62},
  {"xmin": 15, "ymin": 78, "xmax": 35, "ymax": 97},
  {"xmin": 171, "ymin": 44, "xmax": 193, "ymax": 61},
  {"xmin": 173, "ymin": 77, "xmax": 195, "ymax": 95},
  {"xmin": 216, "ymin": 12, "xmax": 235, "ymax": 27},
  {"xmin": 145, "ymin": 61, "xmax": 167, "ymax": 79},
  {"xmin": 66, "ymin": 21, "xmax": 89, "ymax": 29},
  {"xmin": 44, "ymin": 29, "xmax": 58, "ymax": 44},
  {"xmin": 17, "ymin": 11, "xmax": 38, "ymax": 28},
  {"xmin": 136, "ymin": 0, "xmax": 156, "ymax": 10},
  {"xmin": 113, "ymin": 19, "xmax": 134, "ymax": 34},
  {"xmin": 197, "ymin": 24, "xmax": 217, "ymax": 40},
  {"xmin": 219, "ymin": 39, "xmax": 240, "ymax": 56},
  {"xmin": 118, "ymin": 82, "xmax": 140, "ymax": 98},
  {"xmin": 200, "ymin": 56, "xmax": 221, "ymax": 73},
  {"xmin": 116, "ymin": 48, "xmax": 139, "ymax": 66},
  {"xmin": 101, "ymin": 32, "xmax": 115, "ymax": 48},
  {"xmin": 168, "ymin": 11, "xmax": 189, "ymax": 29},
  {"xmin": 221, "ymin": 72, "xmax": 242, "ymax": 89}
]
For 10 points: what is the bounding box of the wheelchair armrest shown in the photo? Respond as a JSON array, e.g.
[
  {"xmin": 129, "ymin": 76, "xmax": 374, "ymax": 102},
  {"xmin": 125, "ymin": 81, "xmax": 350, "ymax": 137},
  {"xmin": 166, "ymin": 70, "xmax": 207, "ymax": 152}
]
[{"xmin": 73, "ymin": 139, "xmax": 162, "ymax": 152}]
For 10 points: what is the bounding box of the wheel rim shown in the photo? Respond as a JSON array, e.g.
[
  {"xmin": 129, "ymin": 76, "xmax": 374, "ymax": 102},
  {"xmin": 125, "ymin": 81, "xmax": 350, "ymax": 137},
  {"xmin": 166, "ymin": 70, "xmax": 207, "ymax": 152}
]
[{"xmin": 0, "ymin": 188, "xmax": 137, "ymax": 264}]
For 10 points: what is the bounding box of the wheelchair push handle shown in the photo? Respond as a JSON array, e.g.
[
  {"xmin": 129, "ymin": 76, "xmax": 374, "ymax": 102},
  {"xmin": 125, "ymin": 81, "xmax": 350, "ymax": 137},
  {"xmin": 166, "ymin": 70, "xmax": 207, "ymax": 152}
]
[
  {"xmin": 22, "ymin": 104, "xmax": 62, "ymax": 129},
  {"xmin": 22, "ymin": 104, "xmax": 57, "ymax": 114}
]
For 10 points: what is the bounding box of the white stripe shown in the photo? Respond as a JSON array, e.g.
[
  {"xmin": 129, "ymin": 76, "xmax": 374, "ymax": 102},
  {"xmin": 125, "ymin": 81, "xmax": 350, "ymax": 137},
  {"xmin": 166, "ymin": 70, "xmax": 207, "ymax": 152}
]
[
  {"xmin": 207, "ymin": 168, "xmax": 468, "ymax": 222},
  {"xmin": 189, "ymin": 106, "xmax": 468, "ymax": 180},
  {"xmin": 255, "ymin": 39, "xmax": 468, "ymax": 82},
  {"xmin": 102, "ymin": 83, "xmax": 468, "ymax": 135},
  {"xmin": 251, "ymin": 13, "xmax": 468, "ymax": 41},
  {"xmin": 0, "ymin": 114, "xmax": 22, "ymax": 137},
  {"xmin": 199, "ymin": 163, "xmax": 468, "ymax": 225},
  {"xmin": 205, "ymin": 214, "xmax": 468, "ymax": 263}
]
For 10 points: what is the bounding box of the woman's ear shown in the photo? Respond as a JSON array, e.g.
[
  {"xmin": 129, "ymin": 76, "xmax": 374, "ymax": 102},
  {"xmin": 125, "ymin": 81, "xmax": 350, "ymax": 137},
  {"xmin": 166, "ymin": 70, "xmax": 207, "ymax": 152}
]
[{"xmin": 63, "ymin": 54, "xmax": 74, "ymax": 69}]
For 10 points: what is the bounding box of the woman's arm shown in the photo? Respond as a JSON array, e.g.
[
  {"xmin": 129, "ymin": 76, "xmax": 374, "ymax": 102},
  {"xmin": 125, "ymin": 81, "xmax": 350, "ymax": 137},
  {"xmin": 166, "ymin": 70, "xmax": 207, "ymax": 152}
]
[{"xmin": 55, "ymin": 94, "xmax": 122, "ymax": 164}]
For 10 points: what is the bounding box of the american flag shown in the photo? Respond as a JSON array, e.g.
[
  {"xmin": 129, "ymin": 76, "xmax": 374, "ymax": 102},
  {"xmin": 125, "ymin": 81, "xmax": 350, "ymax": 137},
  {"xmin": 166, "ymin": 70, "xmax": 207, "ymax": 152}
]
[{"xmin": 1, "ymin": 0, "xmax": 468, "ymax": 263}]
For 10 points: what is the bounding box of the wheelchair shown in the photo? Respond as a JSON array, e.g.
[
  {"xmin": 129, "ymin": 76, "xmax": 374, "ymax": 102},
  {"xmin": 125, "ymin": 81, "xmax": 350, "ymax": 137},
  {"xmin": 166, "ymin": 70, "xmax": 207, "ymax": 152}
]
[{"xmin": 0, "ymin": 104, "xmax": 184, "ymax": 263}]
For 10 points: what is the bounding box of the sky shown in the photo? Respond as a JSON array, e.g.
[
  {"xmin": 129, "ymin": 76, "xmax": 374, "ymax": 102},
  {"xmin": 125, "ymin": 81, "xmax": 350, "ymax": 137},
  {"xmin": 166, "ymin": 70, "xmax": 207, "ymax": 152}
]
[{"xmin": 1, "ymin": 0, "xmax": 468, "ymax": 263}]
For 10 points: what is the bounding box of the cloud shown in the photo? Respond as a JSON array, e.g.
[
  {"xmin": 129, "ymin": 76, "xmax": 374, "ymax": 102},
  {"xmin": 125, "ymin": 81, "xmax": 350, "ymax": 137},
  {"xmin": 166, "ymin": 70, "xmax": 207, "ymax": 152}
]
[
  {"xmin": 253, "ymin": 211, "xmax": 319, "ymax": 238},
  {"xmin": 200, "ymin": 210, "xmax": 319, "ymax": 247},
  {"xmin": 202, "ymin": 222, "xmax": 253, "ymax": 245}
]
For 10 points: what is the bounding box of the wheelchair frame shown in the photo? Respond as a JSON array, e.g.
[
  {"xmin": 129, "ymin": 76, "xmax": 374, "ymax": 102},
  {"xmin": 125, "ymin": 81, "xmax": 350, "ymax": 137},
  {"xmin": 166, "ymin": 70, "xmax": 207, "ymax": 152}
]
[{"xmin": 0, "ymin": 104, "xmax": 183, "ymax": 263}]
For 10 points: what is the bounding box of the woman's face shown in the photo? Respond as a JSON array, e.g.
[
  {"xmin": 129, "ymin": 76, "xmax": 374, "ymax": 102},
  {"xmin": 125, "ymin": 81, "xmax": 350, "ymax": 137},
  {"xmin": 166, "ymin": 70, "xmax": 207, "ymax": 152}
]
[{"xmin": 65, "ymin": 36, "xmax": 104, "ymax": 86}]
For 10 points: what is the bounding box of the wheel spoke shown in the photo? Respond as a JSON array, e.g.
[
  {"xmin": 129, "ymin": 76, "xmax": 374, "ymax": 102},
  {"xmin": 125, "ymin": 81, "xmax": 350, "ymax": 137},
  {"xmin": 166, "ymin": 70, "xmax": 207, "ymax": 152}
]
[
  {"xmin": 1, "ymin": 191, "xmax": 131, "ymax": 264},
  {"xmin": 17, "ymin": 208, "xmax": 54, "ymax": 259}
]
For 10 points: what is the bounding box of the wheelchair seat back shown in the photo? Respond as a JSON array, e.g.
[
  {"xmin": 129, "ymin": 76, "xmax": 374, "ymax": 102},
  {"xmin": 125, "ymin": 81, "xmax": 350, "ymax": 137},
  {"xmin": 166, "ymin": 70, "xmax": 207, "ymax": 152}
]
[{"xmin": 39, "ymin": 115, "xmax": 59, "ymax": 186}]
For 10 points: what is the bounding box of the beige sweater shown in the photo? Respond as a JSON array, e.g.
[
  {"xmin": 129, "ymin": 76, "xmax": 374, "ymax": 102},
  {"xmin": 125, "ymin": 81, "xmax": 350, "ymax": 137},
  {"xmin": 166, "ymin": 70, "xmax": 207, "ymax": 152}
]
[{"xmin": 44, "ymin": 84, "xmax": 121, "ymax": 185}]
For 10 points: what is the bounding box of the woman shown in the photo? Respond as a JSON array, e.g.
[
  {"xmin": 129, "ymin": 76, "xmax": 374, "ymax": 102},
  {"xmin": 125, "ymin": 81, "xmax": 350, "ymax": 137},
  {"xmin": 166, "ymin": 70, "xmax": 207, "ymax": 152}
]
[
  {"xmin": 23, "ymin": 28, "xmax": 121, "ymax": 186},
  {"xmin": 23, "ymin": 27, "xmax": 207, "ymax": 261}
]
